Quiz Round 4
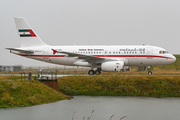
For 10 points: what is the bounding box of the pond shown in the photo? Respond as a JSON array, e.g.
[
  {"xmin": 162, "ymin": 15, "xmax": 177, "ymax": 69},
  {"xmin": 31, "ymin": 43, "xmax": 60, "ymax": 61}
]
[{"xmin": 0, "ymin": 96, "xmax": 180, "ymax": 120}]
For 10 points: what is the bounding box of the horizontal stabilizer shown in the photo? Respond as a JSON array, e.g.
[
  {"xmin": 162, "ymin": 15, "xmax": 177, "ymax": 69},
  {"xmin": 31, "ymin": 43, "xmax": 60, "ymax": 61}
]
[{"xmin": 6, "ymin": 48, "xmax": 34, "ymax": 54}]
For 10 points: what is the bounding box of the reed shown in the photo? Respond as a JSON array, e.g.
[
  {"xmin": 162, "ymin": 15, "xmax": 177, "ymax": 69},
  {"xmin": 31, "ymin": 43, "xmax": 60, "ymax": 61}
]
[
  {"xmin": 120, "ymin": 116, "xmax": 127, "ymax": 120},
  {"xmin": 72, "ymin": 111, "xmax": 77, "ymax": 120},
  {"xmin": 72, "ymin": 110, "xmax": 126, "ymax": 120},
  {"xmin": 109, "ymin": 114, "xmax": 115, "ymax": 120}
]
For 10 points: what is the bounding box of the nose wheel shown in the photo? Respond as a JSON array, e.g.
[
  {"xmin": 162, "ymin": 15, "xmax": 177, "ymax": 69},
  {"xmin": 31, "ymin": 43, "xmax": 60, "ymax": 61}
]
[
  {"xmin": 148, "ymin": 71, "xmax": 152, "ymax": 75},
  {"xmin": 148, "ymin": 66, "xmax": 152, "ymax": 75}
]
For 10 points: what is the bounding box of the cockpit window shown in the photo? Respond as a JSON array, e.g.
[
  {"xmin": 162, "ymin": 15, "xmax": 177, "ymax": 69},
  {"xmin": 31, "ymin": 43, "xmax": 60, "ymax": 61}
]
[{"xmin": 159, "ymin": 51, "xmax": 169, "ymax": 54}]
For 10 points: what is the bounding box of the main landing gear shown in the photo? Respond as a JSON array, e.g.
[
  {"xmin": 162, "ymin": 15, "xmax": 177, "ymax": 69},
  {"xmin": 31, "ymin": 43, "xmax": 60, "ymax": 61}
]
[
  {"xmin": 88, "ymin": 70, "xmax": 101, "ymax": 75},
  {"xmin": 148, "ymin": 66, "xmax": 152, "ymax": 75}
]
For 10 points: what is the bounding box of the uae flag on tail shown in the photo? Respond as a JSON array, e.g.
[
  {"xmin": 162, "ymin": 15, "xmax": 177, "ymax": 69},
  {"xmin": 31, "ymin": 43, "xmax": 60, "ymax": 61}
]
[{"xmin": 19, "ymin": 29, "xmax": 36, "ymax": 37}]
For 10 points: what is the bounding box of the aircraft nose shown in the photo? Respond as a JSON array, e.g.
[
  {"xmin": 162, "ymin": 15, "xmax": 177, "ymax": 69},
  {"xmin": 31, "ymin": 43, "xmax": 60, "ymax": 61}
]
[{"xmin": 171, "ymin": 55, "xmax": 176, "ymax": 63}]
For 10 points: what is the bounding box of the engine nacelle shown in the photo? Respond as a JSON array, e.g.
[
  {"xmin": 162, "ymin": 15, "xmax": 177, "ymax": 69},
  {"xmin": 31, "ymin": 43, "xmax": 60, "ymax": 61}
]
[{"xmin": 101, "ymin": 61, "xmax": 124, "ymax": 72}]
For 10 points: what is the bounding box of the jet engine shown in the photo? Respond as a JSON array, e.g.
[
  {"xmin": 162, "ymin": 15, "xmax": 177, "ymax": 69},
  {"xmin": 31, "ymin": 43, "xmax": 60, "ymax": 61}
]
[{"xmin": 101, "ymin": 61, "xmax": 124, "ymax": 72}]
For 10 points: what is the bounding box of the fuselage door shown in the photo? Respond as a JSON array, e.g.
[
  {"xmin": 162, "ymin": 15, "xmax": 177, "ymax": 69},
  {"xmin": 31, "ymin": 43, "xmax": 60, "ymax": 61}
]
[
  {"xmin": 104, "ymin": 50, "xmax": 108, "ymax": 57},
  {"xmin": 147, "ymin": 47, "xmax": 153, "ymax": 59},
  {"xmin": 43, "ymin": 47, "xmax": 49, "ymax": 59}
]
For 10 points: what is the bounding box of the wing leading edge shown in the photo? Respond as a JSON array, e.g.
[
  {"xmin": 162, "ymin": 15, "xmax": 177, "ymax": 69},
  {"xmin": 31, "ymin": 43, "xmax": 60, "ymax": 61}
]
[{"xmin": 58, "ymin": 51, "xmax": 114, "ymax": 64}]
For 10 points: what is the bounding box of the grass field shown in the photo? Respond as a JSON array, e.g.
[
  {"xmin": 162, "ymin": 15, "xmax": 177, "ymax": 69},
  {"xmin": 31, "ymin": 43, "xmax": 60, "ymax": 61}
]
[
  {"xmin": 0, "ymin": 72, "xmax": 180, "ymax": 108},
  {"xmin": 58, "ymin": 73, "xmax": 180, "ymax": 97},
  {"xmin": 0, "ymin": 75, "xmax": 67, "ymax": 108}
]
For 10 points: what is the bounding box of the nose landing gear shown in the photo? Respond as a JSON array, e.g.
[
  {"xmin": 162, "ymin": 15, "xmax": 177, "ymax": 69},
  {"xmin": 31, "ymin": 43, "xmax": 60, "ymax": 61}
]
[
  {"xmin": 148, "ymin": 71, "xmax": 152, "ymax": 75},
  {"xmin": 148, "ymin": 66, "xmax": 152, "ymax": 75}
]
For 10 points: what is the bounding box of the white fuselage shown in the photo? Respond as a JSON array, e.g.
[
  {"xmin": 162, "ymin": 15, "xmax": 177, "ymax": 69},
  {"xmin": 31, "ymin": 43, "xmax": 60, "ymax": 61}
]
[
  {"xmin": 15, "ymin": 45, "xmax": 176, "ymax": 67},
  {"xmin": 8, "ymin": 17, "xmax": 177, "ymax": 75}
]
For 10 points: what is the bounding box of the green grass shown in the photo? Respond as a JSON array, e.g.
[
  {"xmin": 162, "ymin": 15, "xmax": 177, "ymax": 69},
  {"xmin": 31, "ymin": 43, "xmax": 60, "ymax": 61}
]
[
  {"xmin": 0, "ymin": 76, "xmax": 67, "ymax": 108},
  {"xmin": 58, "ymin": 75, "xmax": 180, "ymax": 97}
]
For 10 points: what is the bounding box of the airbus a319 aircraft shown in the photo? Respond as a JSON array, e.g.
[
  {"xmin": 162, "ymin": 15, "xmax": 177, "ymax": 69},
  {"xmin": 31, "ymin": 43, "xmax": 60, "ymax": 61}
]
[{"xmin": 6, "ymin": 17, "xmax": 176, "ymax": 75}]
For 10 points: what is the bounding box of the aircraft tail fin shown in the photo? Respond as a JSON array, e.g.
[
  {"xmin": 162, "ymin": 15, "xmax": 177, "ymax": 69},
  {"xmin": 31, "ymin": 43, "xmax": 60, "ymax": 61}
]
[{"xmin": 14, "ymin": 17, "xmax": 47, "ymax": 47}]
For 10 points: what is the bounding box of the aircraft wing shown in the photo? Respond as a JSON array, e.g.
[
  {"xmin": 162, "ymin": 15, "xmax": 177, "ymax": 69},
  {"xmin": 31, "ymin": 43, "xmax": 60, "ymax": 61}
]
[
  {"xmin": 6, "ymin": 48, "xmax": 34, "ymax": 54},
  {"xmin": 58, "ymin": 51, "xmax": 112, "ymax": 64}
]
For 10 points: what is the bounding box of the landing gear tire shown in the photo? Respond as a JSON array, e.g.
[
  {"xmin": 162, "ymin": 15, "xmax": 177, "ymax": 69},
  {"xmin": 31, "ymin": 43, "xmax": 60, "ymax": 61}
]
[
  {"xmin": 95, "ymin": 70, "xmax": 101, "ymax": 75},
  {"xmin": 147, "ymin": 66, "xmax": 152, "ymax": 75},
  {"xmin": 148, "ymin": 71, "xmax": 152, "ymax": 75},
  {"xmin": 88, "ymin": 70, "xmax": 95, "ymax": 75}
]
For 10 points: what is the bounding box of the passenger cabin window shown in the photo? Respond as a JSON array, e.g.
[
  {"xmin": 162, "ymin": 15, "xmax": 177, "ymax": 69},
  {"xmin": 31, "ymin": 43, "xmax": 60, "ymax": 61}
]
[{"xmin": 159, "ymin": 51, "xmax": 169, "ymax": 54}]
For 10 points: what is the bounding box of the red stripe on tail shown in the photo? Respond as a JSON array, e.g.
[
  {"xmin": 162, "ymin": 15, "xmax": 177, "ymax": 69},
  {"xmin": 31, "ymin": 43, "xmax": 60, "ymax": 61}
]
[{"xmin": 28, "ymin": 29, "xmax": 36, "ymax": 37}]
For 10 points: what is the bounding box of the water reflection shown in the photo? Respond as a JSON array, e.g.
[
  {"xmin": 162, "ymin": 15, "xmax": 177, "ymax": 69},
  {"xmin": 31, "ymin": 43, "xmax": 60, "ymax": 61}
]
[{"xmin": 1, "ymin": 96, "xmax": 180, "ymax": 120}]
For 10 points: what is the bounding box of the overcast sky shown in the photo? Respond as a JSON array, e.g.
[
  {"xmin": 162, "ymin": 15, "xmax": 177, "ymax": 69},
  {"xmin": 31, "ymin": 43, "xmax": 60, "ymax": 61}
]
[{"xmin": 0, "ymin": 0, "xmax": 180, "ymax": 67}]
